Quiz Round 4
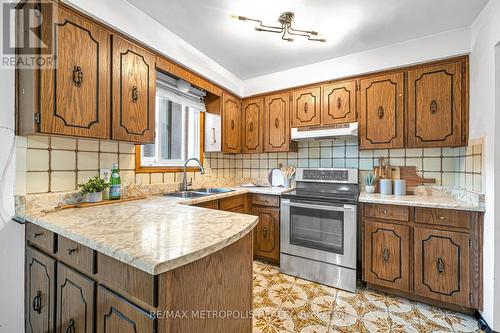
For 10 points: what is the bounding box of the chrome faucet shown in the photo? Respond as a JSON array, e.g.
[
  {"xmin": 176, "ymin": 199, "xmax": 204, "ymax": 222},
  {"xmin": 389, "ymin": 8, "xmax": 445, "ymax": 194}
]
[{"xmin": 181, "ymin": 158, "xmax": 205, "ymax": 191}]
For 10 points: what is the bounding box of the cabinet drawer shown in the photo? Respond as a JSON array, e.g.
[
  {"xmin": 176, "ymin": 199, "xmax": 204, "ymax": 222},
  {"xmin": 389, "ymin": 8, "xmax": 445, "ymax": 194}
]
[
  {"xmin": 26, "ymin": 223, "xmax": 56, "ymax": 253},
  {"xmin": 415, "ymin": 207, "xmax": 471, "ymax": 229},
  {"xmin": 220, "ymin": 194, "xmax": 247, "ymax": 211},
  {"xmin": 97, "ymin": 286, "xmax": 155, "ymax": 333},
  {"xmin": 364, "ymin": 204, "xmax": 410, "ymax": 222},
  {"xmin": 96, "ymin": 253, "xmax": 156, "ymax": 307},
  {"xmin": 251, "ymin": 194, "xmax": 279, "ymax": 207},
  {"xmin": 56, "ymin": 236, "xmax": 96, "ymax": 274},
  {"xmin": 194, "ymin": 200, "xmax": 219, "ymax": 210}
]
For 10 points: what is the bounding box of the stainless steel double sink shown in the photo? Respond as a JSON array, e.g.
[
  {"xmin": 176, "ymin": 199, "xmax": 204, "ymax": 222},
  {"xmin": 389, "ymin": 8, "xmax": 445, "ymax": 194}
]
[{"xmin": 163, "ymin": 188, "xmax": 235, "ymax": 199}]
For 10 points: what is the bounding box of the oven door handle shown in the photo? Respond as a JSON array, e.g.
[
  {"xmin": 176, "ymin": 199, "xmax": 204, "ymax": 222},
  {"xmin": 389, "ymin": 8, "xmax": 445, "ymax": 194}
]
[{"xmin": 282, "ymin": 201, "xmax": 355, "ymax": 212}]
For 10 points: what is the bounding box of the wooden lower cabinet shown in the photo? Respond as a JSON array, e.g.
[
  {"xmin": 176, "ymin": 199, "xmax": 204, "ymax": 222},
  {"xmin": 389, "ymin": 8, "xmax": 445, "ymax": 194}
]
[
  {"xmin": 414, "ymin": 227, "xmax": 470, "ymax": 306},
  {"xmin": 96, "ymin": 286, "xmax": 154, "ymax": 333},
  {"xmin": 252, "ymin": 205, "xmax": 280, "ymax": 264},
  {"xmin": 56, "ymin": 263, "xmax": 95, "ymax": 333},
  {"xmin": 363, "ymin": 221, "xmax": 410, "ymax": 292},
  {"xmin": 25, "ymin": 246, "xmax": 56, "ymax": 333},
  {"xmin": 362, "ymin": 204, "xmax": 482, "ymax": 311}
]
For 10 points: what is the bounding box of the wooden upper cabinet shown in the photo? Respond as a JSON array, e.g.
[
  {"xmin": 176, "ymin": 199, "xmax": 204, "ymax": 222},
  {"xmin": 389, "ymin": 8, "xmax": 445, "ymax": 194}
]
[
  {"xmin": 322, "ymin": 80, "xmax": 357, "ymax": 125},
  {"xmin": 35, "ymin": 6, "xmax": 110, "ymax": 138},
  {"xmin": 414, "ymin": 227, "xmax": 470, "ymax": 306},
  {"xmin": 222, "ymin": 93, "xmax": 242, "ymax": 153},
  {"xmin": 407, "ymin": 61, "xmax": 466, "ymax": 147},
  {"xmin": 360, "ymin": 73, "xmax": 405, "ymax": 149},
  {"xmin": 242, "ymin": 98, "xmax": 263, "ymax": 154},
  {"xmin": 111, "ymin": 36, "xmax": 156, "ymax": 143},
  {"xmin": 291, "ymin": 87, "xmax": 321, "ymax": 128},
  {"xmin": 264, "ymin": 93, "xmax": 292, "ymax": 152}
]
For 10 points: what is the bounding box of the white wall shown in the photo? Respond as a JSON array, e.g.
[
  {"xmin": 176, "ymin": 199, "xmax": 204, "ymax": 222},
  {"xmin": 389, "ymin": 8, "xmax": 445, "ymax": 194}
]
[
  {"xmin": 469, "ymin": 0, "xmax": 500, "ymax": 329},
  {"xmin": 242, "ymin": 27, "xmax": 470, "ymax": 96},
  {"xmin": 65, "ymin": 0, "xmax": 243, "ymax": 96},
  {"xmin": 0, "ymin": 2, "xmax": 24, "ymax": 331}
]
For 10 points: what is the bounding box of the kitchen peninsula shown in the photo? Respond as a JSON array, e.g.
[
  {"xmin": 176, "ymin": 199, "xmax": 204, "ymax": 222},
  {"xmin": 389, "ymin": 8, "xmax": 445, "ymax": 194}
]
[{"xmin": 23, "ymin": 195, "xmax": 258, "ymax": 333}]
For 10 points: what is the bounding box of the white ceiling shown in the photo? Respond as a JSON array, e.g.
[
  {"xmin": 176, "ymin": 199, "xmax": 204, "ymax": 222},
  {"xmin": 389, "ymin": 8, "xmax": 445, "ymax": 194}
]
[{"xmin": 126, "ymin": 0, "xmax": 488, "ymax": 80}]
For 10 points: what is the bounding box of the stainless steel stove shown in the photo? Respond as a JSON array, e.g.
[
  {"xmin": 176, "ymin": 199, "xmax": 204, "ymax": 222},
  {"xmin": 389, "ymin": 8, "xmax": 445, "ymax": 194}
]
[{"xmin": 280, "ymin": 168, "xmax": 359, "ymax": 292}]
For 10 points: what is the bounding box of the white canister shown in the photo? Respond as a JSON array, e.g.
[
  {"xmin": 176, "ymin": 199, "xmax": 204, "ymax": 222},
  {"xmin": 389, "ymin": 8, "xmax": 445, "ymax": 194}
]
[
  {"xmin": 379, "ymin": 179, "xmax": 393, "ymax": 195},
  {"xmin": 394, "ymin": 179, "xmax": 407, "ymax": 196}
]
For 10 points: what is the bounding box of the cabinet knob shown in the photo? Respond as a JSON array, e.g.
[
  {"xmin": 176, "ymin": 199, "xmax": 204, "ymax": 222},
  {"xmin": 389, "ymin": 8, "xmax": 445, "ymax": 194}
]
[
  {"xmin": 32, "ymin": 232, "xmax": 43, "ymax": 238},
  {"xmin": 382, "ymin": 248, "xmax": 389, "ymax": 261},
  {"xmin": 377, "ymin": 106, "xmax": 384, "ymax": 119},
  {"xmin": 72, "ymin": 66, "xmax": 83, "ymax": 87},
  {"xmin": 32, "ymin": 290, "xmax": 41, "ymax": 314},
  {"xmin": 249, "ymin": 122, "xmax": 254, "ymax": 132},
  {"xmin": 439, "ymin": 215, "xmax": 445, "ymax": 220},
  {"xmin": 430, "ymin": 100, "xmax": 438, "ymax": 114},
  {"xmin": 274, "ymin": 118, "xmax": 279, "ymax": 128},
  {"xmin": 263, "ymin": 227, "xmax": 268, "ymax": 238},
  {"xmin": 337, "ymin": 97, "xmax": 342, "ymax": 109},
  {"xmin": 231, "ymin": 120, "xmax": 235, "ymax": 130},
  {"xmin": 131, "ymin": 86, "xmax": 139, "ymax": 102},
  {"xmin": 65, "ymin": 319, "xmax": 75, "ymax": 333},
  {"xmin": 67, "ymin": 247, "xmax": 78, "ymax": 255},
  {"xmin": 304, "ymin": 102, "xmax": 308, "ymax": 113},
  {"xmin": 383, "ymin": 210, "xmax": 388, "ymax": 215},
  {"xmin": 436, "ymin": 257, "xmax": 445, "ymax": 273}
]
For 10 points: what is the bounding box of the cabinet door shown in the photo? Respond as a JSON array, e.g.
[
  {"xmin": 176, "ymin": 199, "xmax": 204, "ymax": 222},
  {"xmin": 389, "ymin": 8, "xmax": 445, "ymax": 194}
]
[
  {"xmin": 363, "ymin": 221, "xmax": 410, "ymax": 292},
  {"xmin": 96, "ymin": 286, "xmax": 154, "ymax": 333},
  {"xmin": 264, "ymin": 93, "xmax": 291, "ymax": 152},
  {"xmin": 360, "ymin": 73, "xmax": 404, "ymax": 149},
  {"xmin": 111, "ymin": 36, "xmax": 156, "ymax": 143},
  {"xmin": 252, "ymin": 206, "xmax": 280, "ymax": 263},
  {"xmin": 407, "ymin": 62, "xmax": 464, "ymax": 147},
  {"xmin": 241, "ymin": 98, "xmax": 263, "ymax": 153},
  {"xmin": 39, "ymin": 6, "xmax": 109, "ymax": 138},
  {"xmin": 414, "ymin": 227, "xmax": 470, "ymax": 306},
  {"xmin": 222, "ymin": 93, "xmax": 241, "ymax": 153},
  {"xmin": 25, "ymin": 247, "xmax": 56, "ymax": 333},
  {"xmin": 56, "ymin": 263, "xmax": 95, "ymax": 333},
  {"xmin": 322, "ymin": 80, "xmax": 357, "ymax": 125},
  {"xmin": 291, "ymin": 87, "xmax": 321, "ymax": 128}
]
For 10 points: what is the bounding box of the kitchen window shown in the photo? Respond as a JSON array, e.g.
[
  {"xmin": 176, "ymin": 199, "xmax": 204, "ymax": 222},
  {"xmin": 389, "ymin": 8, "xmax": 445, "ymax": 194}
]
[{"xmin": 137, "ymin": 73, "xmax": 205, "ymax": 171}]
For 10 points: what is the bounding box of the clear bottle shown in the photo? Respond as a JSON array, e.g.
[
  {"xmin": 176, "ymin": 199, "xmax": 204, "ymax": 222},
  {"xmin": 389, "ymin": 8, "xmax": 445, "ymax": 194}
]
[{"xmin": 109, "ymin": 163, "xmax": 121, "ymax": 200}]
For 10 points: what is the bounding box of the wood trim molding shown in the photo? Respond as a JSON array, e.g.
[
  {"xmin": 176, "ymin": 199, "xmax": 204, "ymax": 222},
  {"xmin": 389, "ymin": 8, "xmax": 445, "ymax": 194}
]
[{"xmin": 135, "ymin": 113, "xmax": 205, "ymax": 174}]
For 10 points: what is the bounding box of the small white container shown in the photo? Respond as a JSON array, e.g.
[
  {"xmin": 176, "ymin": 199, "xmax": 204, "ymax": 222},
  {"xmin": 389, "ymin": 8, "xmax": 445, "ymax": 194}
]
[
  {"xmin": 85, "ymin": 192, "xmax": 103, "ymax": 203},
  {"xmin": 394, "ymin": 179, "xmax": 407, "ymax": 196},
  {"xmin": 365, "ymin": 185, "xmax": 375, "ymax": 193},
  {"xmin": 379, "ymin": 179, "xmax": 393, "ymax": 195}
]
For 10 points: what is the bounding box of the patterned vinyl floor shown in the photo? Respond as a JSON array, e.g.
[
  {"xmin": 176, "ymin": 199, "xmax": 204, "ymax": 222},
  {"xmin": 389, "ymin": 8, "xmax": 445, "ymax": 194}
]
[{"xmin": 252, "ymin": 261, "xmax": 482, "ymax": 333}]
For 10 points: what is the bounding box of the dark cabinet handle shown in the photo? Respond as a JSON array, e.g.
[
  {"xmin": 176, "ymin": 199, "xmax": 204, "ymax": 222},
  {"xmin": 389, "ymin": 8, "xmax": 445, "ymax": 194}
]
[
  {"xmin": 304, "ymin": 102, "xmax": 308, "ymax": 113},
  {"xmin": 65, "ymin": 319, "xmax": 75, "ymax": 333},
  {"xmin": 382, "ymin": 248, "xmax": 389, "ymax": 261},
  {"xmin": 274, "ymin": 118, "xmax": 279, "ymax": 128},
  {"xmin": 436, "ymin": 257, "xmax": 445, "ymax": 273},
  {"xmin": 131, "ymin": 86, "xmax": 139, "ymax": 102},
  {"xmin": 72, "ymin": 66, "xmax": 83, "ymax": 87},
  {"xmin": 430, "ymin": 100, "xmax": 438, "ymax": 114},
  {"xmin": 337, "ymin": 97, "xmax": 342, "ymax": 109},
  {"xmin": 67, "ymin": 247, "xmax": 78, "ymax": 255},
  {"xmin": 231, "ymin": 120, "xmax": 235, "ymax": 130},
  {"xmin": 33, "ymin": 290, "xmax": 41, "ymax": 314},
  {"xmin": 249, "ymin": 122, "xmax": 254, "ymax": 132},
  {"xmin": 263, "ymin": 227, "xmax": 268, "ymax": 239},
  {"xmin": 377, "ymin": 106, "xmax": 384, "ymax": 119},
  {"xmin": 32, "ymin": 232, "xmax": 43, "ymax": 238}
]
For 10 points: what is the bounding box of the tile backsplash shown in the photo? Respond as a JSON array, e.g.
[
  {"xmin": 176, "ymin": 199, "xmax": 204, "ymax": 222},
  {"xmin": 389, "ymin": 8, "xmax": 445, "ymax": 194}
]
[{"xmin": 17, "ymin": 135, "xmax": 484, "ymax": 195}]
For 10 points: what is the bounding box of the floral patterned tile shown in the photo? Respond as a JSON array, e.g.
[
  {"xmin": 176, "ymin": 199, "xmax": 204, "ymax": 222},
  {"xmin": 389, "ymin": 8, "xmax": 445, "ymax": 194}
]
[{"xmin": 252, "ymin": 262, "xmax": 481, "ymax": 333}]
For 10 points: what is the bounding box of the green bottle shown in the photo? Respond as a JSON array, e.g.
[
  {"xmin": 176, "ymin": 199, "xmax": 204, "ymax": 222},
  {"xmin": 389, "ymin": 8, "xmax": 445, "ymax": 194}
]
[{"xmin": 109, "ymin": 163, "xmax": 121, "ymax": 200}]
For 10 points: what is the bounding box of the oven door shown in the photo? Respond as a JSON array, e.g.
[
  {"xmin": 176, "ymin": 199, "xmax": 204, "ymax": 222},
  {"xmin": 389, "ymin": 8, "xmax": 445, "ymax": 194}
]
[{"xmin": 281, "ymin": 199, "xmax": 357, "ymax": 269}]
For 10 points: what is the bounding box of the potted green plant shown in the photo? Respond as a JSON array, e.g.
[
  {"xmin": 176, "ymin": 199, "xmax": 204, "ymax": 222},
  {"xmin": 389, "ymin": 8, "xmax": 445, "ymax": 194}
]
[
  {"xmin": 78, "ymin": 176, "xmax": 109, "ymax": 203},
  {"xmin": 365, "ymin": 173, "xmax": 377, "ymax": 194}
]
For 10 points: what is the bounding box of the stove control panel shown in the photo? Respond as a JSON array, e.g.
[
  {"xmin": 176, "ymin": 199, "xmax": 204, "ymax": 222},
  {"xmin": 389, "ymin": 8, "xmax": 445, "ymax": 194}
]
[{"xmin": 296, "ymin": 168, "xmax": 358, "ymax": 184}]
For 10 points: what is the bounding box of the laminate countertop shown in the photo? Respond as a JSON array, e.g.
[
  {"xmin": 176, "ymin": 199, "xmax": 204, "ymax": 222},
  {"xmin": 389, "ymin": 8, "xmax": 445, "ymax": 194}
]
[
  {"xmin": 359, "ymin": 192, "xmax": 485, "ymax": 212},
  {"xmin": 23, "ymin": 186, "xmax": 292, "ymax": 276}
]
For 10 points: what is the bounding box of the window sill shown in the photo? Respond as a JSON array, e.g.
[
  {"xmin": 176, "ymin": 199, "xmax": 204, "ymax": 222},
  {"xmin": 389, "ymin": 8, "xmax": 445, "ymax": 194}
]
[{"xmin": 134, "ymin": 146, "xmax": 204, "ymax": 174}]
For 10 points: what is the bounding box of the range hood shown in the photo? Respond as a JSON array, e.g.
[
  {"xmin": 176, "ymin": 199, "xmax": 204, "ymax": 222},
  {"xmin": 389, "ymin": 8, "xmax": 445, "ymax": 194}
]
[{"xmin": 291, "ymin": 122, "xmax": 358, "ymax": 141}]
